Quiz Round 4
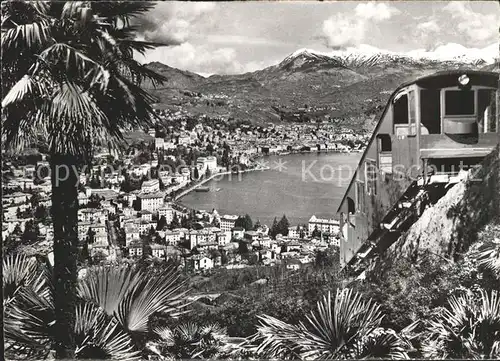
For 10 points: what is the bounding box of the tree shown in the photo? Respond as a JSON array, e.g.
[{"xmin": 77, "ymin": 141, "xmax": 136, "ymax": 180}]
[
  {"xmin": 157, "ymin": 215, "xmax": 167, "ymax": 231},
  {"xmin": 270, "ymin": 218, "xmax": 279, "ymax": 239},
  {"xmin": 1, "ymin": 2, "xmax": 165, "ymax": 357},
  {"xmin": 170, "ymin": 212, "xmax": 181, "ymax": 229},
  {"xmin": 89, "ymin": 174, "xmax": 101, "ymax": 189},
  {"xmin": 238, "ymin": 240, "xmax": 249, "ymax": 255},
  {"xmin": 34, "ymin": 204, "xmax": 49, "ymax": 222},
  {"xmin": 312, "ymin": 225, "xmax": 322, "ymax": 239},
  {"xmin": 22, "ymin": 219, "xmax": 40, "ymax": 243},
  {"xmin": 87, "ymin": 193, "xmax": 102, "ymax": 208},
  {"xmin": 86, "ymin": 228, "xmax": 96, "ymax": 245},
  {"xmin": 30, "ymin": 193, "xmax": 41, "ymax": 208},
  {"xmin": 193, "ymin": 167, "xmax": 200, "ymax": 181},
  {"xmin": 277, "ymin": 215, "xmax": 290, "ymax": 237},
  {"xmin": 235, "ymin": 214, "xmax": 253, "ymax": 231}
]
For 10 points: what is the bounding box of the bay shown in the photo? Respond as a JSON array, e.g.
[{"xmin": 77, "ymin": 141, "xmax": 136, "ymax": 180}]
[{"xmin": 179, "ymin": 152, "xmax": 361, "ymax": 226}]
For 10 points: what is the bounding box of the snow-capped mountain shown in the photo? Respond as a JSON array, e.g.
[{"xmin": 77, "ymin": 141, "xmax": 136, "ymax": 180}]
[
  {"xmin": 146, "ymin": 42, "xmax": 497, "ymax": 125},
  {"xmin": 279, "ymin": 43, "xmax": 498, "ymax": 70}
]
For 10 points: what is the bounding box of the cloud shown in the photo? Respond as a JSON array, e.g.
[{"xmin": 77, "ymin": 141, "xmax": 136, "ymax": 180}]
[
  {"xmin": 135, "ymin": 43, "xmax": 277, "ymax": 75},
  {"xmin": 134, "ymin": 2, "xmax": 216, "ymax": 45},
  {"xmin": 321, "ymin": 15, "xmax": 366, "ymax": 49},
  {"xmin": 414, "ymin": 20, "xmax": 441, "ymax": 49},
  {"xmin": 355, "ymin": 2, "xmax": 400, "ymax": 21},
  {"xmin": 442, "ymin": 2, "xmax": 498, "ymax": 43},
  {"xmin": 206, "ymin": 35, "xmax": 289, "ymax": 47},
  {"xmin": 320, "ymin": 2, "xmax": 400, "ymax": 49}
]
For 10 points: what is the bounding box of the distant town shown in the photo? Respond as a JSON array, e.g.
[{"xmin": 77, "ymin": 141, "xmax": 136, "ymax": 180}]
[{"xmin": 3, "ymin": 109, "xmax": 371, "ymax": 273}]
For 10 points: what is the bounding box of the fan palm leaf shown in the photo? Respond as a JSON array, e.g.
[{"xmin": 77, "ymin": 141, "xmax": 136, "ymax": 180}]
[
  {"xmin": 470, "ymin": 240, "xmax": 500, "ymax": 277},
  {"xmin": 78, "ymin": 265, "xmax": 190, "ymax": 334},
  {"xmin": 74, "ymin": 303, "xmax": 140, "ymax": 360},
  {"xmin": 153, "ymin": 322, "xmax": 232, "ymax": 359},
  {"xmin": 3, "ymin": 254, "xmax": 54, "ymax": 358},
  {"xmin": 421, "ymin": 288, "xmax": 500, "ymax": 359},
  {"xmin": 249, "ymin": 288, "xmax": 410, "ymax": 360}
]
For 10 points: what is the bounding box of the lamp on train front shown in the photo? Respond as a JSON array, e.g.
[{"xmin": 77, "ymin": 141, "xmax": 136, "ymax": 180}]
[{"xmin": 458, "ymin": 74, "xmax": 470, "ymax": 88}]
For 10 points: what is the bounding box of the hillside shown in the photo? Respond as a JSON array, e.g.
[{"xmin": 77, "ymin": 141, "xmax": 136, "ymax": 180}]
[
  {"xmin": 143, "ymin": 47, "xmax": 498, "ymax": 126},
  {"xmin": 390, "ymin": 146, "xmax": 500, "ymax": 261}
]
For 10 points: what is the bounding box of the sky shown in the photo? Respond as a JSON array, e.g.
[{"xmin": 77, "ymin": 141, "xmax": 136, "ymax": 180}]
[{"xmin": 133, "ymin": 1, "xmax": 500, "ymax": 76}]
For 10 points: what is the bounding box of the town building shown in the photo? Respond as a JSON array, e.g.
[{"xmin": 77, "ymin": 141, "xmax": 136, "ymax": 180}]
[
  {"xmin": 220, "ymin": 214, "xmax": 238, "ymax": 232},
  {"xmin": 141, "ymin": 179, "xmax": 160, "ymax": 193},
  {"xmin": 308, "ymin": 215, "xmax": 340, "ymax": 235},
  {"xmin": 137, "ymin": 192, "xmax": 164, "ymax": 213},
  {"xmin": 158, "ymin": 206, "xmax": 174, "ymax": 224}
]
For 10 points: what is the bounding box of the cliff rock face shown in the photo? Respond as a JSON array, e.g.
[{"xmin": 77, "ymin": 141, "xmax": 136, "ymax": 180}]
[{"xmin": 390, "ymin": 146, "xmax": 500, "ymax": 261}]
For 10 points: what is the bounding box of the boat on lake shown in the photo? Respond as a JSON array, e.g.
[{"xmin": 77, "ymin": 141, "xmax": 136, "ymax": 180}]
[{"xmin": 195, "ymin": 186, "xmax": 210, "ymax": 192}]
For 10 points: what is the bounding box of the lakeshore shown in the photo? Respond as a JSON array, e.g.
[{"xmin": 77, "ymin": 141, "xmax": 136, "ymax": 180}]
[
  {"xmin": 179, "ymin": 152, "xmax": 361, "ymax": 225},
  {"xmin": 175, "ymin": 148, "xmax": 361, "ymax": 201},
  {"xmin": 174, "ymin": 166, "xmax": 271, "ymax": 200}
]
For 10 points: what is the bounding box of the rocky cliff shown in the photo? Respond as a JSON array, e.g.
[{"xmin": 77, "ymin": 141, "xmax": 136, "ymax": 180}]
[{"xmin": 390, "ymin": 145, "xmax": 500, "ymax": 261}]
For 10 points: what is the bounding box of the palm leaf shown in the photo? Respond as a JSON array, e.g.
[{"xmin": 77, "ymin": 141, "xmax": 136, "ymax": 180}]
[
  {"xmin": 3, "ymin": 254, "xmax": 54, "ymax": 358},
  {"xmin": 470, "ymin": 240, "xmax": 500, "ymax": 277},
  {"xmin": 421, "ymin": 289, "xmax": 500, "ymax": 359},
  {"xmin": 74, "ymin": 302, "xmax": 140, "ymax": 360},
  {"xmin": 249, "ymin": 314, "xmax": 306, "ymax": 359},
  {"xmin": 1, "ymin": 19, "xmax": 52, "ymax": 51},
  {"xmin": 250, "ymin": 288, "xmax": 409, "ymax": 360},
  {"xmin": 358, "ymin": 328, "xmax": 410, "ymax": 359},
  {"xmin": 92, "ymin": 1, "xmax": 156, "ymax": 19},
  {"xmin": 153, "ymin": 322, "xmax": 231, "ymax": 359},
  {"xmin": 78, "ymin": 265, "xmax": 190, "ymax": 334}
]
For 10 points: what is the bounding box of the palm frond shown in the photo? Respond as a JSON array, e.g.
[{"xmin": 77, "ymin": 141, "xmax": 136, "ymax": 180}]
[
  {"xmin": 39, "ymin": 42, "xmax": 98, "ymax": 76},
  {"xmin": 78, "ymin": 265, "xmax": 190, "ymax": 334},
  {"xmin": 1, "ymin": 19, "xmax": 52, "ymax": 50},
  {"xmin": 3, "ymin": 254, "xmax": 54, "ymax": 358},
  {"xmin": 74, "ymin": 303, "xmax": 140, "ymax": 361},
  {"xmin": 300, "ymin": 289, "xmax": 385, "ymax": 359},
  {"xmin": 248, "ymin": 314, "xmax": 305, "ymax": 359},
  {"xmin": 3, "ymin": 254, "xmax": 39, "ymax": 301},
  {"xmin": 250, "ymin": 288, "xmax": 409, "ymax": 360},
  {"xmin": 421, "ymin": 288, "xmax": 500, "ymax": 359},
  {"xmin": 470, "ymin": 240, "xmax": 500, "ymax": 276},
  {"xmin": 358, "ymin": 328, "xmax": 410, "ymax": 360},
  {"xmin": 92, "ymin": 1, "xmax": 156, "ymax": 19},
  {"xmin": 153, "ymin": 322, "xmax": 231, "ymax": 359}
]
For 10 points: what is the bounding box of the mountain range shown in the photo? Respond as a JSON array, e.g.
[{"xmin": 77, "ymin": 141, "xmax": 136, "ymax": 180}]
[{"xmin": 144, "ymin": 44, "xmax": 499, "ymax": 128}]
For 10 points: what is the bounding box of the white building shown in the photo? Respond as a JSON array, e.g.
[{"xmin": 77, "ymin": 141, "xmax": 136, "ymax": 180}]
[
  {"xmin": 125, "ymin": 225, "xmax": 140, "ymax": 247},
  {"xmin": 158, "ymin": 206, "xmax": 174, "ymax": 224},
  {"xmin": 288, "ymin": 226, "xmax": 300, "ymax": 239},
  {"xmin": 155, "ymin": 137, "xmax": 165, "ymax": 149},
  {"xmin": 128, "ymin": 241, "xmax": 143, "ymax": 257},
  {"xmin": 141, "ymin": 179, "xmax": 160, "ymax": 193},
  {"xmin": 308, "ymin": 215, "xmax": 340, "ymax": 235},
  {"xmin": 220, "ymin": 214, "xmax": 238, "ymax": 232},
  {"xmin": 78, "ymin": 208, "xmax": 105, "ymax": 223},
  {"xmin": 151, "ymin": 244, "xmax": 166, "ymax": 258},
  {"xmin": 191, "ymin": 255, "xmax": 214, "ymax": 270},
  {"xmin": 217, "ymin": 231, "xmax": 232, "ymax": 246},
  {"xmin": 196, "ymin": 156, "xmax": 218, "ymax": 173},
  {"xmin": 137, "ymin": 192, "xmax": 164, "ymax": 213},
  {"xmin": 164, "ymin": 230, "xmax": 181, "ymax": 245}
]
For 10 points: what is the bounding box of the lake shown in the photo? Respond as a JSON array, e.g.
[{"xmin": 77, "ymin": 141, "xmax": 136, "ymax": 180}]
[{"xmin": 179, "ymin": 152, "xmax": 361, "ymax": 226}]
